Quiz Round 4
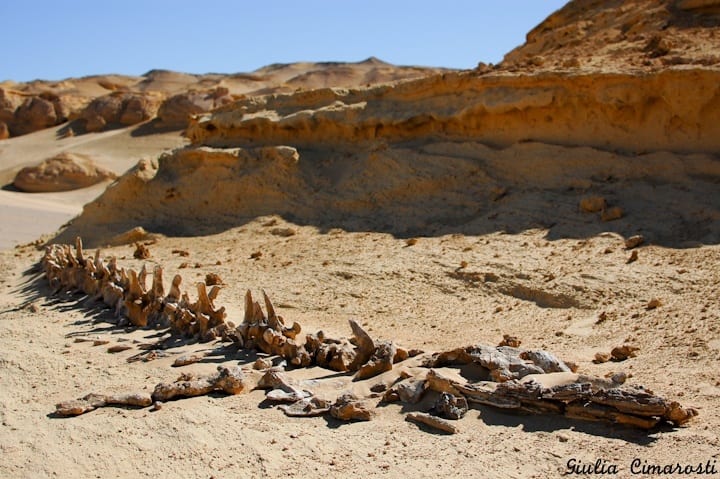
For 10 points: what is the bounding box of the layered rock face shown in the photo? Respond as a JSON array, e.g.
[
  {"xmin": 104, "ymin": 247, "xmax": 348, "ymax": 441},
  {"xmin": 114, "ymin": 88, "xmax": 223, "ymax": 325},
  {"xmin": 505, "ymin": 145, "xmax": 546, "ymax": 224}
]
[{"xmin": 187, "ymin": 68, "xmax": 720, "ymax": 154}]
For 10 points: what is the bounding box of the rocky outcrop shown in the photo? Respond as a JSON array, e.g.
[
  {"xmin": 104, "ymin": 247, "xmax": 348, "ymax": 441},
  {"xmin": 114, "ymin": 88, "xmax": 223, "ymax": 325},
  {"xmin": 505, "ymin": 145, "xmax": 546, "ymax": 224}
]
[
  {"xmin": 12, "ymin": 152, "xmax": 118, "ymax": 192},
  {"xmin": 187, "ymin": 68, "xmax": 720, "ymax": 154},
  {"xmin": 79, "ymin": 92, "xmax": 163, "ymax": 132},
  {"xmin": 53, "ymin": 135, "xmax": 720, "ymax": 248},
  {"xmin": 156, "ymin": 87, "xmax": 235, "ymax": 128},
  {"xmin": 0, "ymin": 88, "xmax": 25, "ymax": 133},
  {"xmin": 501, "ymin": 0, "xmax": 720, "ymax": 71},
  {"xmin": 14, "ymin": 95, "xmax": 60, "ymax": 134},
  {"xmin": 0, "ymin": 88, "xmax": 77, "ymax": 137},
  {"xmin": 0, "ymin": 88, "xmax": 95, "ymax": 139}
]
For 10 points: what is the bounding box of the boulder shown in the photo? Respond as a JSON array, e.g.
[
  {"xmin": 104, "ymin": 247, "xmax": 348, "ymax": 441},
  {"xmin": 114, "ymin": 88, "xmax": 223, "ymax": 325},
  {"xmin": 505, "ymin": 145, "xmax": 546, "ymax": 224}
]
[
  {"xmin": 13, "ymin": 96, "xmax": 58, "ymax": 135},
  {"xmin": 156, "ymin": 87, "xmax": 233, "ymax": 128},
  {"xmin": 12, "ymin": 152, "xmax": 117, "ymax": 192},
  {"xmin": 0, "ymin": 87, "xmax": 23, "ymax": 125},
  {"xmin": 80, "ymin": 92, "xmax": 162, "ymax": 132}
]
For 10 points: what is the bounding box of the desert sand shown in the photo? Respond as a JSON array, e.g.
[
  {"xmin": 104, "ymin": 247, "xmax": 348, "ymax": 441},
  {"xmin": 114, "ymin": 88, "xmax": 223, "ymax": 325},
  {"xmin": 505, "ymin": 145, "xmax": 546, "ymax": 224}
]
[{"xmin": 2, "ymin": 1, "xmax": 720, "ymax": 478}]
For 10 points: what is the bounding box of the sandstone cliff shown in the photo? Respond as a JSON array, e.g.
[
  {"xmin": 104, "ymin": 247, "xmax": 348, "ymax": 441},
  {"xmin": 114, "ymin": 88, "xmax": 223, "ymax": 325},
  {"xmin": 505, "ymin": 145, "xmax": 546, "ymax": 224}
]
[{"xmin": 187, "ymin": 68, "xmax": 720, "ymax": 154}]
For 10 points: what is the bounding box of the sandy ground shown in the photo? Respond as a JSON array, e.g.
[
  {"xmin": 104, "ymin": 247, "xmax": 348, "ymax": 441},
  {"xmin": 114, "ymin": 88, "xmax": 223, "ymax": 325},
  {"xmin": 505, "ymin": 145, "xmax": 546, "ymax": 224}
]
[{"xmin": 0, "ymin": 215, "xmax": 719, "ymax": 478}]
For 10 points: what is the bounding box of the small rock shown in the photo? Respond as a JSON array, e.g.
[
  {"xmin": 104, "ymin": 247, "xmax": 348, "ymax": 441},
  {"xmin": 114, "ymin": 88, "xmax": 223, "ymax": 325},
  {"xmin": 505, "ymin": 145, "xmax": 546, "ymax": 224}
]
[
  {"xmin": 610, "ymin": 372, "xmax": 628, "ymax": 384},
  {"xmin": 133, "ymin": 242, "xmax": 150, "ymax": 259},
  {"xmin": 492, "ymin": 186, "xmax": 508, "ymax": 201},
  {"xmin": 646, "ymin": 298, "xmax": 662, "ymax": 310},
  {"xmin": 384, "ymin": 378, "xmax": 427, "ymax": 404},
  {"xmin": 593, "ymin": 352, "xmax": 611, "ymax": 364},
  {"xmin": 253, "ymin": 358, "xmax": 273, "ymax": 370},
  {"xmin": 498, "ymin": 334, "xmax": 521, "ymax": 348},
  {"xmin": 150, "ymin": 401, "xmax": 162, "ymax": 411},
  {"xmin": 406, "ymin": 412, "xmax": 459, "ymax": 434},
  {"xmin": 625, "ymin": 235, "xmax": 645, "ymax": 249},
  {"xmin": 266, "ymin": 388, "xmax": 311, "ymax": 403},
  {"xmin": 59, "ymin": 127, "xmax": 74, "ymax": 139},
  {"xmin": 270, "ymin": 227, "xmax": 296, "ymax": 237},
  {"xmin": 601, "ymin": 206, "xmax": 624, "ymax": 222},
  {"xmin": 564, "ymin": 361, "xmax": 579, "ymax": 373},
  {"xmin": 557, "ymin": 433, "xmax": 570, "ymax": 442},
  {"xmin": 27, "ymin": 303, "xmax": 40, "ymax": 313},
  {"xmin": 278, "ymin": 397, "xmax": 331, "ymax": 417},
  {"xmin": 405, "ymin": 238, "xmax": 418, "ymax": 247},
  {"xmin": 250, "ymin": 251, "xmax": 262, "ymax": 259},
  {"xmin": 92, "ymin": 339, "xmax": 110, "ymax": 346},
  {"xmin": 329, "ymin": 393, "xmax": 373, "ymax": 421},
  {"xmin": 627, "ymin": 250, "xmax": 639, "ymax": 264},
  {"xmin": 107, "ymin": 345, "xmax": 132, "ymax": 354},
  {"xmin": 432, "ymin": 393, "xmax": 468, "ymax": 420},
  {"xmin": 579, "ymin": 196, "xmax": 606, "ymax": 213},
  {"xmin": 205, "ymin": 273, "xmax": 223, "ymax": 286},
  {"xmin": 611, "ymin": 345, "xmax": 639, "ymax": 361}
]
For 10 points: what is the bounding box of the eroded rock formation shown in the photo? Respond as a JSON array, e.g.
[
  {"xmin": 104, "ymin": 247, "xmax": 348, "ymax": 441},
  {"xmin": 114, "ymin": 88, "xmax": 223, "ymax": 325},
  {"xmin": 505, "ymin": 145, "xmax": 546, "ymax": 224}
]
[
  {"xmin": 186, "ymin": 68, "xmax": 720, "ymax": 154},
  {"xmin": 156, "ymin": 87, "xmax": 235, "ymax": 128},
  {"xmin": 79, "ymin": 92, "xmax": 163, "ymax": 132},
  {"xmin": 12, "ymin": 152, "xmax": 118, "ymax": 192},
  {"xmin": 501, "ymin": 0, "xmax": 720, "ymax": 71},
  {"xmin": 1, "ymin": 59, "xmax": 445, "ymax": 139}
]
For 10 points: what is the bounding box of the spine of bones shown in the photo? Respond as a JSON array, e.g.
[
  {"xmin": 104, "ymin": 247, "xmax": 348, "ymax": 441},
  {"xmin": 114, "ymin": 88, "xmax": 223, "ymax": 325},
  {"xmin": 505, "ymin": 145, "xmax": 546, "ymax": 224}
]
[{"xmin": 42, "ymin": 238, "xmax": 698, "ymax": 431}]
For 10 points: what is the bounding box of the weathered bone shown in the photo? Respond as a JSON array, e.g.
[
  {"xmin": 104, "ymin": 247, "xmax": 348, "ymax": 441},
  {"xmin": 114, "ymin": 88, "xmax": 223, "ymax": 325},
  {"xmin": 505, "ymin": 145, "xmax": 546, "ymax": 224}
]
[
  {"xmin": 40, "ymin": 237, "xmax": 699, "ymax": 432},
  {"xmin": 406, "ymin": 412, "xmax": 459, "ymax": 434},
  {"xmin": 55, "ymin": 392, "xmax": 152, "ymax": 417},
  {"xmin": 167, "ymin": 274, "xmax": 182, "ymax": 303},
  {"xmin": 74, "ymin": 236, "xmax": 85, "ymax": 265},
  {"xmin": 151, "ymin": 366, "xmax": 248, "ymax": 402}
]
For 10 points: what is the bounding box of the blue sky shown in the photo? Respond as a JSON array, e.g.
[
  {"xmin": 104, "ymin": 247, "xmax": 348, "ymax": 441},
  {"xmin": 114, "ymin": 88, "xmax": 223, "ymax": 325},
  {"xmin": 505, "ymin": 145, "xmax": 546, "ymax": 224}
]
[{"xmin": 1, "ymin": 1, "xmax": 567, "ymax": 82}]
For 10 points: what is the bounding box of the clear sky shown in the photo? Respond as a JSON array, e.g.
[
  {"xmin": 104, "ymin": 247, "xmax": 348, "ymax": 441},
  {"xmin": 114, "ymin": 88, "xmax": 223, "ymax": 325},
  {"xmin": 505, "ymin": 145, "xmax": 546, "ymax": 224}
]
[{"xmin": 1, "ymin": 1, "xmax": 567, "ymax": 82}]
